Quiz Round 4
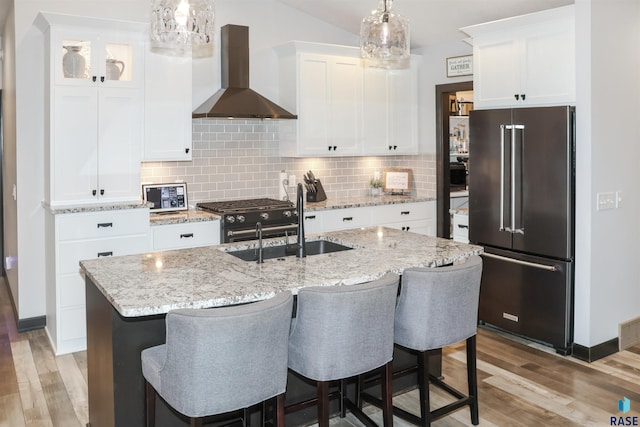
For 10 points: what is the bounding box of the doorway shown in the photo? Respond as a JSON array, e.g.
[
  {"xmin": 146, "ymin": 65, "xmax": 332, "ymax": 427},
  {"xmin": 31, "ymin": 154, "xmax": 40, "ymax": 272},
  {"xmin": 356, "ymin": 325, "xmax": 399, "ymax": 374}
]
[{"xmin": 435, "ymin": 81, "xmax": 473, "ymax": 239}]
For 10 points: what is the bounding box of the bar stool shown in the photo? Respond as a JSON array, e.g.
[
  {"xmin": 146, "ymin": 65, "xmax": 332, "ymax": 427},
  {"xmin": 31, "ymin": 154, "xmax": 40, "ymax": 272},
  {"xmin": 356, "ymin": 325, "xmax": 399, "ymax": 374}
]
[
  {"xmin": 141, "ymin": 291, "xmax": 293, "ymax": 427},
  {"xmin": 287, "ymin": 273, "xmax": 400, "ymax": 427},
  {"xmin": 393, "ymin": 255, "xmax": 483, "ymax": 426}
]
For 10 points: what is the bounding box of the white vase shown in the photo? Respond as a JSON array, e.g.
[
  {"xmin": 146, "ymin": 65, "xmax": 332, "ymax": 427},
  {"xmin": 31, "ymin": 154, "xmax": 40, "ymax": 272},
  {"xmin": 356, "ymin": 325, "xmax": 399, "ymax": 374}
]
[
  {"xmin": 62, "ymin": 46, "xmax": 86, "ymax": 79},
  {"xmin": 371, "ymin": 188, "xmax": 382, "ymax": 197}
]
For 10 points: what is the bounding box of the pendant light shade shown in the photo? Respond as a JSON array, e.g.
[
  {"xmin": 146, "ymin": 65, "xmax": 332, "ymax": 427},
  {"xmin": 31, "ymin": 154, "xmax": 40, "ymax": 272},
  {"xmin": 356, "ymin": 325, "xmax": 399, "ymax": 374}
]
[
  {"xmin": 360, "ymin": 0, "xmax": 410, "ymax": 69},
  {"xmin": 151, "ymin": 0, "xmax": 215, "ymax": 57}
]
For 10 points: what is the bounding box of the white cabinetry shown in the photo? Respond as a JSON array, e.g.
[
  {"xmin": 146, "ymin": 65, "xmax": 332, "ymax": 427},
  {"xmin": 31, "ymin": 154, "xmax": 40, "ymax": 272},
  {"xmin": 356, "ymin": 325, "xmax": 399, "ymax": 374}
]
[
  {"xmin": 321, "ymin": 207, "xmax": 372, "ymax": 232},
  {"xmin": 462, "ymin": 5, "xmax": 575, "ymax": 109},
  {"xmin": 151, "ymin": 221, "xmax": 220, "ymax": 251},
  {"xmin": 362, "ymin": 64, "xmax": 418, "ymax": 155},
  {"xmin": 37, "ymin": 13, "xmax": 145, "ymax": 206},
  {"xmin": 143, "ymin": 48, "xmax": 192, "ymax": 161},
  {"xmin": 278, "ymin": 43, "xmax": 362, "ymax": 157},
  {"xmin": 373, "ymin": 201, "xmax": 435, "ymax": 235},
  {"xmin": 45, "ymin": 209, "xmax": 150, "ymax": 355}
]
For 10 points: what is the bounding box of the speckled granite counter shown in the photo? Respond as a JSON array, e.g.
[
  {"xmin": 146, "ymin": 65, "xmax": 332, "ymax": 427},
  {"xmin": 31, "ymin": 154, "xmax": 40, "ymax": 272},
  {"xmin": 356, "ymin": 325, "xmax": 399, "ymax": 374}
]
[
  {"xmin": 80, "ymin": 226, "xmax": 482, "ymax": 318},
  {"xmin": 149, "ymin": 208, "xmax": 220, "ymax": 225},
  {"xmin": 305, "ymin": 194, "xmax": 434, "ymax": 211},
  {"xmin": 43, "ymin": 200, "xmax": 151, "ymax": 214}
]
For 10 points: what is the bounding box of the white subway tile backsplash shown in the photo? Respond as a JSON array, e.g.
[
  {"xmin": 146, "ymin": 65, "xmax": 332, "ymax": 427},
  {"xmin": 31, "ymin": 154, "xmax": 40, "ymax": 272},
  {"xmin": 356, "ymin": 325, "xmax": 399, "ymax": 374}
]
[{"xmin": 140, "ymin": 119, "xmax": 437, "ymax": 204}]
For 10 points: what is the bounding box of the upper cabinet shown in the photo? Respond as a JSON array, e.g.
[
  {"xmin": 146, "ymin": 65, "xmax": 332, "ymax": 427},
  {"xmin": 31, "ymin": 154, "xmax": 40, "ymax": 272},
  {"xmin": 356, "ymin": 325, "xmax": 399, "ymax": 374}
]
[
  {"xmin": 142, "ymin": 47, "xmax": 192, "ymax": 162},
  {"xmin": 462, "ymin": 5, "xmax": 575, "ymax": 109},
  {"xmin": 37, "ymin": 13, "xmax": 146, "ymax": 206},
  {"xmin": 276, "ymin": 42, "xmax": 419, "ymax": 157}
]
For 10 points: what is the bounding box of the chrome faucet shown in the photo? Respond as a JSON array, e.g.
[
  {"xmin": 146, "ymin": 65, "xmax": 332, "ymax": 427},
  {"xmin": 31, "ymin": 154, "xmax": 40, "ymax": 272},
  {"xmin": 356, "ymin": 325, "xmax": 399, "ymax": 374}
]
[
  {"xmin": 296, "ymin": 183, "xmax": 306, "ymax": 258},
  {"xmin": 256, "ymin": 222, "xmax": 263, "ymax": 263}
]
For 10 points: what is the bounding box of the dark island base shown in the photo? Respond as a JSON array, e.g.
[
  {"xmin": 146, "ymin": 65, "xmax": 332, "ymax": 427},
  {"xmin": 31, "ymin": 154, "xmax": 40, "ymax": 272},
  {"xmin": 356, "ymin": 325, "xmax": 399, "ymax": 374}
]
[{"xmin": 86, "ymin": 278, "xmax": 442, "ymax": 427}]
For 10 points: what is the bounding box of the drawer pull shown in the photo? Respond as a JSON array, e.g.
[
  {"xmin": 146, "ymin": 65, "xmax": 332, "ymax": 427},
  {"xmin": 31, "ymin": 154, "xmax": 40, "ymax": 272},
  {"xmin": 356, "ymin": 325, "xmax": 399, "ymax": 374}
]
[
  {"xmin": 97, "ymin": 251, "xmax": 113, "ymax": 257},
  {"xmin": 401, "ymin": 211, "xmax": 410, "ymax": 215},
  {"xmin": 457, "ymin": 224, "xmax": 469, "ymax": 229},
  {"xmin": 401, "ymin": 226, "xmax": 411, "ymax": 231},
  {"xmin": 97, "ymin": 222, "xmax": 113, "ymax": 228},
  {"xmin": 342, "ymin": 217, "xmax": 353, "ymax": 221},
  {"xmin": 180, "ymin": 233, "xmax": 194, "ymax": 239},
  {"xmin": 304, "ymin": 215, "xmax": 316, "ymax": 220}
]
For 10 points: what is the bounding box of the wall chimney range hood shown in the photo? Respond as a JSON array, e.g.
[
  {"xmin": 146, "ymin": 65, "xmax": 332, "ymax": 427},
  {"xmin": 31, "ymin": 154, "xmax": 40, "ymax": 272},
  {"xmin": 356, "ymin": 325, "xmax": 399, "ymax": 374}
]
[{"xmin": 192, "ymin": 25, "xmax": 297, "ymax": 120}]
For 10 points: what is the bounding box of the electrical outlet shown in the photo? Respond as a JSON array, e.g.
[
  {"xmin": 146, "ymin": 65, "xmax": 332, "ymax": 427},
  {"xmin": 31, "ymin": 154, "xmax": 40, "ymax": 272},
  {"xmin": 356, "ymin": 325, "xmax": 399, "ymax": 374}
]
[
  {"xmin": 597, "ymin": 192, "xmax": 616, "ymax": 210},
  {"xmin": 616, "ymin": 191, "xmax": 624, "ymax": 208}
]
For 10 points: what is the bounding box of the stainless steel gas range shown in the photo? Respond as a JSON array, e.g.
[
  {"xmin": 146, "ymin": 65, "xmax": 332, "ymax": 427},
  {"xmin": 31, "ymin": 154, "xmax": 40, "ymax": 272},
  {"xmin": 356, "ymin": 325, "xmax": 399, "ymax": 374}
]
[{"xmin": 197, "ymin": 198, "xmax": 298, "ymax": 243}]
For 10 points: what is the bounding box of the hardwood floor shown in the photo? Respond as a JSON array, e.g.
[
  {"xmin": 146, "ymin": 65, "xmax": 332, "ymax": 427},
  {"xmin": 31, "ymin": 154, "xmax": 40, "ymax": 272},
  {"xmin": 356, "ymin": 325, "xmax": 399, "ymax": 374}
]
[{"xmin": 2, "ymin": 279, "xmax": 640, "ymax": 427}]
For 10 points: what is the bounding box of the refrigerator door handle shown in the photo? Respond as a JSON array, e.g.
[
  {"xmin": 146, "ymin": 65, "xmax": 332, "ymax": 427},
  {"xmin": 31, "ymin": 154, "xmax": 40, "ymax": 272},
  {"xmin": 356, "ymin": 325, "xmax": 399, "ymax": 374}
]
[
  {"xmin": 482, "ymin": 252, "xmax": 558, "ymax": 272},
  {"xmin": 512, "ymin": 124, "xmax": 525, "ymax": 235},
  {"xmin": 499, "ymin": 125, "xmax": 506, "ymax": 232}
]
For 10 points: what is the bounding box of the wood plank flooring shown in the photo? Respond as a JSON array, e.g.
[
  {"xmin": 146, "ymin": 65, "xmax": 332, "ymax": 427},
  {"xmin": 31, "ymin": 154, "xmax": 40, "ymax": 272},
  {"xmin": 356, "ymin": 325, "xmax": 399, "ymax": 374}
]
[{"xmin": 2, "ymin": 279, "xmax": 640, "ymax": 426}]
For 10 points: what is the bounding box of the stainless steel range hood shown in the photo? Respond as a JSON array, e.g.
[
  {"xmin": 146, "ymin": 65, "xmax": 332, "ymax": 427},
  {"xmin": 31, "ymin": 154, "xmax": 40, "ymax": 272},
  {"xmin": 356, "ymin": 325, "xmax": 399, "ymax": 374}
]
[{"xmin": 192, "ymin": 25, "xmax": 297, "ymax": 120}]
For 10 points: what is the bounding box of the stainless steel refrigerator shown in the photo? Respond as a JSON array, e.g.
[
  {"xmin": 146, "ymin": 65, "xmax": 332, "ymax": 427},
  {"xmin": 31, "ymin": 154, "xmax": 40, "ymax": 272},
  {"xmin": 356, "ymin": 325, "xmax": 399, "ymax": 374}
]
[{"xmin": 469, "ymin": 106, "xmax": 574, "ymax": 355}]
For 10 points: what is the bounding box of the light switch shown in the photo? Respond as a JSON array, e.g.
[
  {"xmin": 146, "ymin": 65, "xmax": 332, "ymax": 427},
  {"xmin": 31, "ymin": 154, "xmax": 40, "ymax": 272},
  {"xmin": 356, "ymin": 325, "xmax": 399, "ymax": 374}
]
[{"xmin": 597, "ymin": 192, "xmax": 616, "ymax": 210}]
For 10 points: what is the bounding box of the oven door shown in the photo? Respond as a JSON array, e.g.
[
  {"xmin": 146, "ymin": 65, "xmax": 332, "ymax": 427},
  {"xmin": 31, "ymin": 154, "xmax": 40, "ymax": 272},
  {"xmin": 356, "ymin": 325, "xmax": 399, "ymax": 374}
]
[{"xmin": 225, "ymin": 223, "xmax": 298, "ymax": 243}]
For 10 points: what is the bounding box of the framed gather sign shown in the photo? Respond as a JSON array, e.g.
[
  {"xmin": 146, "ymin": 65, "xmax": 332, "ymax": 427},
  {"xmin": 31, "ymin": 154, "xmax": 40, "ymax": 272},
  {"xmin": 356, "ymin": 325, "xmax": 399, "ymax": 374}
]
[
  {"xmin": 383, "ymin": 168, "xmax": 412, "ymax": 194},
  {"xmin": 447, "ymin": 55, "xmax": 473, "ymax": 77}
]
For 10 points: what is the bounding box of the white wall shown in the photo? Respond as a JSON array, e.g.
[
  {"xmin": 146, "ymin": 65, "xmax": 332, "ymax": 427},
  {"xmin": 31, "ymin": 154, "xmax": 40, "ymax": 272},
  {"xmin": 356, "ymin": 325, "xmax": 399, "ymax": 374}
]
[{"xmin": 573, "ymin": 0, "xmax": 640, "ymax": 347}]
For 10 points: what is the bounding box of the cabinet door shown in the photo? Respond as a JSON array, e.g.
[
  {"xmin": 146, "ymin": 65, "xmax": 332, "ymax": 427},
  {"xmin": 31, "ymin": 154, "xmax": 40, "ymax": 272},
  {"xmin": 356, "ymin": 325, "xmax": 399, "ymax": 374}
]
[
  {"xmin": 52, "ymin": 86, "xmax": 99, "ymax": 204},
  {"xmin": 473, "ymin": 37, "xmax": 521, "ymax": 109},
  {"xmin": 388, "ymin": 66, "xmax": 418, "ymax": 154},
  {"xmin": 143, "ymin": 48, "xmax": 192, "ymax": 161},
  {"xmin": 97, "ymin": 87, "xmax": 142, "ymax": 202},
  {"xmin": 362, "ymin": 67, "xmax": 389, "ymax": 154},
  {"xmin": 297, "ymin": 54, "xmax": 331, "ymax": 156},
  {"xmin": 329, "ymin": 57, "xmax": 362, "ymax": 155}
]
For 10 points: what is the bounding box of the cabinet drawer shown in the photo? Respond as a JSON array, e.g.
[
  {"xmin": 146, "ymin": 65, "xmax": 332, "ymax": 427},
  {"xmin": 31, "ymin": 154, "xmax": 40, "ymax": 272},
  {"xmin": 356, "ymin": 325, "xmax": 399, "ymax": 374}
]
[
  {"xmin": 59, "ymin": 274, "xmax": 85, "ymax": 308},
  {"xmin": 453, "ymin": 213, "xmax": 469, "ymax": 243},
  {"xmin": 59, "ymin": 306, "xmax": 87, "ymax": 341},
  {"xmin": 57, "ymin": 235, "xmax": 150, "ymax": 274},
  {"xmin": 57, "ymin": 209, "xmax": 149, "ymax": 241},
  {"xmin": 321, "ymin": 207, "xmax": 372, "ymax": 232},
  {"xmin": 302, "ymin": 212, "xmax": 323, "ymax": 235},
  {"xmin": 152, "ymin": 221, "xmax": 220, "ymax": 251},
  {"xmin": 384, "ymin": 219, "xmax": 431, "ymax": 235},
  {"xmin": 373, "ymin": 202, "xmax": 429, "ymax": 225}
]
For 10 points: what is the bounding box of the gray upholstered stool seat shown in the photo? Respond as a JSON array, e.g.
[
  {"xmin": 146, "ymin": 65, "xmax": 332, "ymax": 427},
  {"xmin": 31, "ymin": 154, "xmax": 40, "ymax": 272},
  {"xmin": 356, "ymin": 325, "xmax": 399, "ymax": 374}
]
[
  {"xmin": 286, "ymin": 273, "xmax": 400, "ymax": 427},
  {"xmin": 141, "ymin": 291, "xmax": 294, "ymax": 427},
  {"xmin": 392, "ymin": 255, "xmax": 483, "ymax": 426}
]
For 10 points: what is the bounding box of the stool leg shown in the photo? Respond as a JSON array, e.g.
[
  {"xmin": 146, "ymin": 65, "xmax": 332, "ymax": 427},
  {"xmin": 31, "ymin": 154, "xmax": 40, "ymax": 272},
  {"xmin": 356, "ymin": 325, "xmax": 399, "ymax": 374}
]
[
  {"xmin": 276, "ymin": 394, "xmax": 285, "ymax": 427},
  {"xmin": 190, "ymin": 418, "xmax": 203, "ymax": 427},
  {"xmin": 145, "ymin": 380, "xmax": 156, "ymax": 427},
  {"xmin": 418, "ymin": 351, "xmax": 431, "ymax": 427},
  {"xmin": 317, "ymin": 381, "xmax": 330, "ymax": 427},
  {"xmin": 381, "ymin": 361, "xmax": 394, "ymax": 427},
  {"xmin": 467, "ymin": 335, "xmax": 479, "ymax": 425},
  {"xmin": 340, "ymin": 379, "xmax": 347, "ymax": 418}
]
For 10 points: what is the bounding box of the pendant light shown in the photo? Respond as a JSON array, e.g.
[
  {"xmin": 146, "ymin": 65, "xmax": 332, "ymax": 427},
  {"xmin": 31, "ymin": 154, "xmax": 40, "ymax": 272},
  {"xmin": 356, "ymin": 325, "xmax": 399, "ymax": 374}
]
[
  {"xmin": 151, "ymin": 0, "xmax": 215, "ymax": 57},
  {"xmin": 360, "ymin": 0, "xmax": 410, "ymax": 69}
]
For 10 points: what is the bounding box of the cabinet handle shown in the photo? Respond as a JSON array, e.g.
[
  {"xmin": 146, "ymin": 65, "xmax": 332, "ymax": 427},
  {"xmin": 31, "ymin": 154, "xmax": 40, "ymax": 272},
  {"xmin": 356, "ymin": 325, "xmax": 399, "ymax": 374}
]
[
  {"xmin": 180, "ymin": 233, "xmax": 194, "ymax": 238},
  {"xmin": 92, "ymin": 189, "xmax": 97, "ymax": 196},
  {"xmin": 100, "ymin": 76, "xmax": 105, "ymax": 83},
  {"xmin": 514, "ymin": 94, "xmax": 519, "ymax": 100},
  {"xmin": 97, "ymin": 251, "xmax": 113, "ymax": 257},
  {"xmin": 97, "ymin": 222, "xmax": 113, "ymax": 228},
  {"xmin": 100, "ymin": 189, "xmax": 105, "ymax": 196},
  {"xmin": 393, "ymin": 145, "xmax": 397, "ymax": 150},
  {"xmin": 401, "ymin": 211, "xmax": 410, "ymax": 215},
  {"xmin": 406, "ymin": 226, "xmax": 410, "ymax": 231},
  {"xmin": 185, "ymin": 148, "xmax": 190, "ymax": 154},
  {"xmin": 342, "ymin": 217, "xmax": 353, "ymax": 221},
  {"xmin": 304, "ymin": 215, "xmax": 316, "ymax": 220},
  {"xmin": 521, "ymin": 94, "xmax": 526, "ymax": 101},
  {"xmin": 458, "ymin": 224, "xmax": 469, "ymax": 229},
  {"xmin": 92, "ymin": 76, "xmax": 97, "ymax": 82}
]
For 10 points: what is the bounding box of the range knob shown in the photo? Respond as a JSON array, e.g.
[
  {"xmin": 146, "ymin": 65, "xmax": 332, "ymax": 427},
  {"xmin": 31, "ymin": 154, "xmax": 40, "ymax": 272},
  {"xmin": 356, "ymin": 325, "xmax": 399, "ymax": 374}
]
[
  {"xmin": 236, "ymin": 215, "xmax": 245, "ymax": 223},
  {"xmin": 226, "ymin": 216, "xmax": 235, "ymax": 223},
  {"xmin": 283, "ymin": 210, "xmax": 292, "ymax": 218},
  {"xmin": 260, "ymin": 212, "xmax": 270, "ymax": 220}
]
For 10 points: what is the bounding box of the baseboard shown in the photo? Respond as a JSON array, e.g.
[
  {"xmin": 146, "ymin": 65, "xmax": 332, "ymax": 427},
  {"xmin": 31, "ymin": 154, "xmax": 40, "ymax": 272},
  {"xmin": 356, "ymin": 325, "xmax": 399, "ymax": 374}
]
[
  {"xmin": 17, "ymin": 315, "xmax": 46, "ymax": 332},
  {"xmin": 3, "ymin": 276, "xmax": 47, "ymax": 332},
  {"xmin": 572, "ymin": 338, "xmax": 619, "ymax": 362}
]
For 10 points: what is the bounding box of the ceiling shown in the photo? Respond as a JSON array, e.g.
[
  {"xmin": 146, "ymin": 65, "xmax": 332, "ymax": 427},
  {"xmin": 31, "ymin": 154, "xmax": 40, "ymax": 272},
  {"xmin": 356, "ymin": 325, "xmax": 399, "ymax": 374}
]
[{"xmin": 275, "ymin": 0, "xmax": 574, "ymax": 48}]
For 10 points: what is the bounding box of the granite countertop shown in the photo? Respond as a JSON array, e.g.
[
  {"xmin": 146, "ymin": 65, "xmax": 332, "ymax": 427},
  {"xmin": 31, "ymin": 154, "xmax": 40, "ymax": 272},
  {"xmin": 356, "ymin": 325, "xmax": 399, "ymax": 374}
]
[
  {"xmin": 80, "ymin": 226, "xmax": 483, "ymax": 318},
  {"xmin": 150, "ymin": 208, "xmax": 220, "ymax": 226},
  {"xmin": 305, "ymin": 194, "xmax": 434, "ymax": 211}
]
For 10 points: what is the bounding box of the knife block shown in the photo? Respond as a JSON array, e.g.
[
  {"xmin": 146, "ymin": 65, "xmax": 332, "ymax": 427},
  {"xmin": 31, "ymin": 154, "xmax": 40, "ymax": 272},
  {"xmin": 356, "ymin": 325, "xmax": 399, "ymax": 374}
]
[{"xmin": 306, "ymin": 180, "xmax": 327, "ymax": 202}]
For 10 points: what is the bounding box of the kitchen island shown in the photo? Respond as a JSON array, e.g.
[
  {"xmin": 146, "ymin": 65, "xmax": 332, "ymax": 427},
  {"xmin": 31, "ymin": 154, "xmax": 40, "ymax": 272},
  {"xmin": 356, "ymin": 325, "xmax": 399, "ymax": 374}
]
[{"xmin": 81, "ymin": 226, "xmax": 482, "ymax": 427}]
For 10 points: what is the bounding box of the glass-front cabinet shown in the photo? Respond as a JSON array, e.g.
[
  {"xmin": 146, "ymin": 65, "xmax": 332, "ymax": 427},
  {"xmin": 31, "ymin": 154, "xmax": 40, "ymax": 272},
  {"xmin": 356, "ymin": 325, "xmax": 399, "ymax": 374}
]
[{"xmin": 53, "ymin": 30, "xmax": 142, "ymax": 88}]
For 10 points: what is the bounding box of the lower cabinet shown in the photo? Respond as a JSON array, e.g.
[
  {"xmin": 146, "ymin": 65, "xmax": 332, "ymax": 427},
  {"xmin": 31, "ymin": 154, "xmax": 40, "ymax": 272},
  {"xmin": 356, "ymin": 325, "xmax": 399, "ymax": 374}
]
[
  {"xmin": 46, "ymin": 208, "xmax": 151, "ymax": 355},
  {"xmin": 306, "ymin": 201, "xmax": 435, "ymax": 236},
  {"xmin": 151, "ymin": 221, "xmax": 220, "ymax": 251}
]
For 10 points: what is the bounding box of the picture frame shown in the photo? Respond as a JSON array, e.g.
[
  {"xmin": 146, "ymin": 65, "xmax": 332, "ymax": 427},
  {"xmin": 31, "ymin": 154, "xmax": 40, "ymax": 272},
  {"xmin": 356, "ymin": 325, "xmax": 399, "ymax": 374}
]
[
  {"xmin": 447, "ymin": 55, "xmax": 473, "ymax": 77},
  {"xmin": 382, "ymin": 168, "xmax": 412, "ymax": 194}
]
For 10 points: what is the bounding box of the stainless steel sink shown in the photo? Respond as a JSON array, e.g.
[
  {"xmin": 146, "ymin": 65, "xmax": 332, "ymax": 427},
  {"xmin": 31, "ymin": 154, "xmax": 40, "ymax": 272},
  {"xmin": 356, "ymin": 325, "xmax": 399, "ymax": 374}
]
[{"xmin": 226, "ymin": 239, "xmax": 352, "ymax": 262}]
